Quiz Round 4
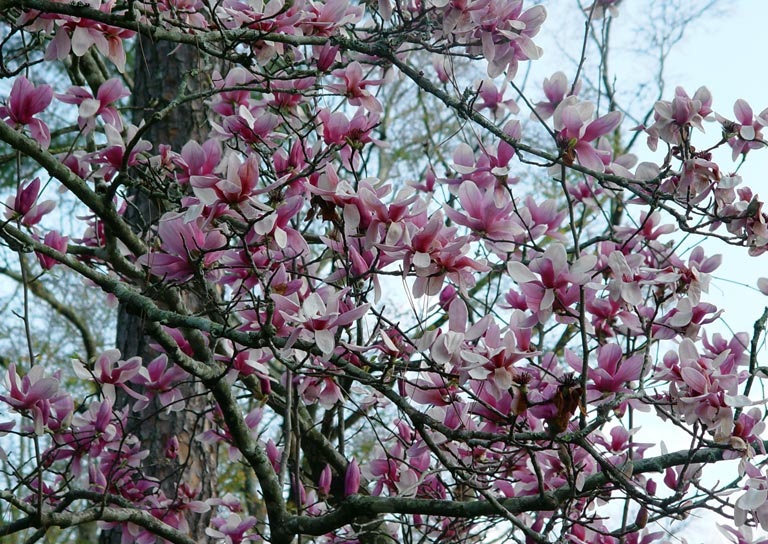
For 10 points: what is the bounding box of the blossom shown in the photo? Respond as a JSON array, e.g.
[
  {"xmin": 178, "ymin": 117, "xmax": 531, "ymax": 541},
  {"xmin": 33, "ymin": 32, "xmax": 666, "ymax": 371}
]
[
  {"xmin": 209, "ymin": 67, "xmax": 255, "ymax": 117},
  {"xmin": 56, "ymin": 78, "xmax": 130, "ymax": 133},
  {"xmin": 329, "ymin": 61, "xmax": 383, "ymax": 112},
  {"xmin": 585, "ymin": 0, "xmax": 621, "ymax": 19},
  {"xmin": 217, "ymin": 105, "xmax": 280, "ymax": 146},
  {"xmin": 318, "ymin": 465, "xmax": 332, "ymax": 496},
  {"xmin": 206, "ymin": 514, "xmax": 259, "ymax": 543},
  {"xmin": 36, "ymin": 230, "xmax": 68, "ymax": 270},
  {"xmin": 0, "ymin": 76, "xmax": 53, "ymax": 148},
  {"xmin": 73, "ymin": 349, "xmax": 143, "ymax": 402},
  {"xmin": 567, "ymin": 343, "xmax": 643, "ymax": 400},
  {"xmin": 272, "ymin": 287, "xmax": 370, "ymax": 358},
  {"xmin": 507, "ymin": 243, "xmax": 597, "ymax": 323},
  {"xmin": 5, "ymin": 178, "xmax": 56, "ymax": 227},
  {"xmin": 473, "ymin": 78, "xmax": 518, "ymax": 116},
  {"xmin": 534, "ymin": 71, "xmax": 579, "ymax": 119},
  {"xmin": 553, "ymin": 97, "xmax": 623, "ymax": 171},
  {"xmin": 0, "ymin": 364, "xmax": 69, "ymax": 435},
  {"xmin": 718, "ymin": 98, "xmax": 768, "ymax": 159},
  {"xmin": 443, "ymin": 180, "xmax": 521, "ymax": 246},
  {"xmin": 318, "ymin": 108, "xmax": 383, "ymax": 169},
  {"xmin": 735, "ymin": 464, "xmax": 768, "ymax": 531},
  {"xmin": 40, "ymin": 1, "xmax": 135, "ymax": 72},
  {"xmin": 138, "ymin": 213, "xmax": 227, "ymax": 283},
  {"xmin": 344, "ymin": 459, "xmax": 361, "ymax": 496},
  {"xmin": 130, "ymin": 354, "xmax": 189, "ymax": 412},
  {"xmin": 89, "ymin": 124, "xmax": 152, "ymax": 181},
  {"xmin": 644, "ymin": 86, "xmax": 712, "ymax": 150}
]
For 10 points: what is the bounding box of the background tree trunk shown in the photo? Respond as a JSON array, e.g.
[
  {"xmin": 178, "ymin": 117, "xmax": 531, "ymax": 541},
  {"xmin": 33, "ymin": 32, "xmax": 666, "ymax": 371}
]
[{"xmin": 101, "ymin": 35, "xmax": 218, "ymax": 544}]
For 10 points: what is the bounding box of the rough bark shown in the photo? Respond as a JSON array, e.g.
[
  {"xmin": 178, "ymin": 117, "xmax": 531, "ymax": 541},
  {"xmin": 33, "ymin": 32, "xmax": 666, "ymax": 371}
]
[{"xmin": 101, "ymin": 34, "xmax": 217, "ymax": 544}]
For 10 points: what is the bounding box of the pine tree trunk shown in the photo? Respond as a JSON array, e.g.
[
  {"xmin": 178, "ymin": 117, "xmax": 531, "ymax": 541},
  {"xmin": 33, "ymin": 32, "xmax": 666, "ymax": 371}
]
[{"xmin": 101, "ymin": 34, "xmax": 217, "ymax": 544}]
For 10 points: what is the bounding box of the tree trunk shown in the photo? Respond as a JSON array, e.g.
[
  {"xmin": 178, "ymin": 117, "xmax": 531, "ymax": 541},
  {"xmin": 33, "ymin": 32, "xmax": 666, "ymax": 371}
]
[{"xmin": 101, "ymin": 34, "xmax": 217, "ymax": 544}]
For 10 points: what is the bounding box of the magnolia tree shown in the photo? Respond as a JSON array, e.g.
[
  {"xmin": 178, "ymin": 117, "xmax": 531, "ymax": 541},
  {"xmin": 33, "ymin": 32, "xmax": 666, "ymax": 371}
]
[{"xmin": 1, "ymin": 0, "xmax": 768, "ymax": 542}]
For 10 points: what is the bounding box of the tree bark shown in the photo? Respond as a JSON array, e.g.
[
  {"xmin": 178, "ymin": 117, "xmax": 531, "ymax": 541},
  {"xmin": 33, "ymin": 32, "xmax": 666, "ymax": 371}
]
[{"xmin": 101, "ymin": 34, "xmax": 217, "ymax": 544}]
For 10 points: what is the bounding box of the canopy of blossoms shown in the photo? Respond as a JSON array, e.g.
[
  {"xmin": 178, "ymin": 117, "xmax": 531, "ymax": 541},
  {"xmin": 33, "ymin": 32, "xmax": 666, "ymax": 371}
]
[{"xmin": 0, "ymin": 0, "xmax": 767, "ymax": 543}]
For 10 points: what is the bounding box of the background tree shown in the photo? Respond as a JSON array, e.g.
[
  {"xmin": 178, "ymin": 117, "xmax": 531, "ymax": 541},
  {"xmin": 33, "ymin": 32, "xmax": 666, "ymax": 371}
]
[{"xmin": 1, "ymin": 1, "xmax": 767, "ymax": 544}]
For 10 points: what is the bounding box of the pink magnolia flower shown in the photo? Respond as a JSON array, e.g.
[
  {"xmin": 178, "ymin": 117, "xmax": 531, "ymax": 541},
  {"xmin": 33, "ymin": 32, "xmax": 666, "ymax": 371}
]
[
  {"xmin": 36, "ymin": 230, "xmax": 68, "ymax": 270},
  {"xmin": 272, "ymin": 287, "xmax": 370, "ymax": 358},
  {"xmin": 73, "ymin": 349, "xmax": 143, "ymax": 402},
  {"xmin": 507, "ymin": 243, "xmax": 597, "ymax": 323},
  {"xmin": 56, "ymin": 78, "xmax": 130, "ymax": 133},
  {"xmin": 245, "ymin": 195, "xmax": 308, "ymax": 253},
  {"xmin": 518, "ymin": 196, "xmax": 568, "ymax": 241},
  {"xmin": 387, "ymin": 210, "xmax": 488, "ymax": 298},
  {"xmin": 473, "ymin": 78, "xmax": 519, "ymax": 116},
  {"xmin": 400, "ymin": 371, "xmax": 460, "ymax": 407},
  {"xmin": 567, "ymin": 343, "xmax": 643, "ymax": 400},
  {"xmin": 365, "ymin": 445, "xmax": 421, "ymax": 497},
  {"xmin": 210, "ymin": 67, "xmax": 255, "ymax": 117},
  {"xmin": 734, "ymin": 464, "xmax": 768, "ymax": 531},
  {"xmin": 318, "ymin": 464, "xmax": 333, "ymax": 496},
  {"xmin": 644, "ymin": 86, "xmax": 712, "ymax": 150},
  {"xmin": 318, "ymin": 108, "xmax": 383, "ymax": 169},
  {"xmin": 718, "ymin": 98, "xmax": 768, "ymax": 159},
  {"xmin": 660, "ymin": 338, "xmax": 748, "ymax": 441},
  {"xmin": 604, "ymin": 251, "xmax": 646, "ymax": 307},
  {"xmin": 131, "ymin": 354, "xmax": 189, "ymax": 412},
  {"xmin": 329, "ymin": 61, "xmax": 383, "ymax": 112},
  {"xmin": 431, "ymin": 53, "xmax": 453, "ymax": 83},
  {"xmin": 304, "ymin": 0, "xmax": 363, "ymax": 36},
  {"xmin": 138, "ymin": 213, "xmax": 227, "ymax": 283},
  {"xmin": 266, "ymin": 76, "xmax": 316, "ymax": 117},
  {"xmin": 59, "ymin": 398, "xmax": 120, "ymax": 462},
  {"xmin": 186, "ymin": 152, "xmax": 287, "ymax": 220},
  {"xmin": 217, "ymin": 105, "xmax": 280, "ymax": 146},
  {"xmin": 295, "ymin": 365, "xmax": 345, "ymax": 409},
  {"xmin": 313, "ymin": 43, "xmax": 339, "ymax": 72},
  {"xmin": 534, "ymin": 71, "xmax": 579, "ymax": 119},
  {"xmin": 443, "ymin": 180, "xmax": 521, "ymax": 249},
  {"xmin": 553, "ymin": 97, "xmax": 622, "ymax": 171},
  {"xmin": 654, "ymin": 299, "xmax": 722, "ymax": 340},
  {"xmin": 344, "ymin": 459, "xmax": 361, "ymax": 496},
  {"xmin": 0, "ymin": 76, "xmax": 53, "ymax": 148},
  {"xmin": 0, "ymin": 364, "xmax": 67, "ymax": 435},
  {"xmin": 5, "ymin": 178, "xmax": 56, "ymax": 227},
  {"xmin": 726, "ymin": 407, "xmax": 766, "ymax": 460},
  {"xmin": 674, "ymin": 246, "xmax": 722, "ymax": 305},
  {"xmin": 89, "ymin": 124, "xmax": 152, "ymax": 181},
  {"xmin": 594, "ymin": 426, "xmax": 652, "ymax": 459},
  {"xmin": 451, "ymin": 120, "xmax": 520, "ymax": 190},
  {"xmin": 465, "ymin": 0, "xmax": 546, "ymax": 79},
  {"xmin": 41, "ymin": 1, "xmax": 135, "ymax": 72},
  {"xmin": 718, "ymin": 525, "xmax": 768, "ymax": 544},
  {"xmin": 173, "ymin": 139, "xmax": 221, "ymax": 185},
  {"xmin": 206, "ymin": 514, "xmax": 260, "ymax": 543}
]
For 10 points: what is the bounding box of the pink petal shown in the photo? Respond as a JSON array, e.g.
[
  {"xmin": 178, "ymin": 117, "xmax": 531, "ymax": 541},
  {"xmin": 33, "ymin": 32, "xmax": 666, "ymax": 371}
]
[
  {"xmin": 583, "ymin": 111, "xmax": 622, "ymax": 141},
  {"xmin": 344, "ymin": 459, "xmax": 361, "ymax": 496},
  {"xmin": 734, "ymin": 99, "xmax": 753, "ymax": 125}
]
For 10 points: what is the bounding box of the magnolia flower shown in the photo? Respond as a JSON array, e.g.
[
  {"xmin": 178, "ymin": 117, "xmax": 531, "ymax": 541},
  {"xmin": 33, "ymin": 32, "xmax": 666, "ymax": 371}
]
[
  {"xmin": 345, "ymin": 459, "xmax": 361, "ymax": 496},
  {"xmin": 329, "ymin": 61, "xmax": 383, "ymax": 112},
  {"xmin": 56, "ymin": 78, "xmax": 130, "ymax": 133},
  {"xmin": 507, "ymin": 243, "xmax": 597, "ymax": 323},
  {"xmin": 553, "ymin": 97, "xmax": 623, "ymax": 171},
  {"xmin": 138, "ymin": 213, "xmax": 227, "ymax": 283},
  {"xmin": 5, "ymin": 178, "xmax": 55, "ymax": 227},
  {"xmin": 73, "ymin": 349, "xmax": 143, "ymax": 402},
  {"xmin": 0, "ymin": 364, "xmax": 68, "ymax": 435},
  {"xmin": 0, "ymin": 76, "xmax": 53, "ymax": 148},
  {"xmin": 36, "ymin": 230, "xmax": 68, "ymax": 270}
]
